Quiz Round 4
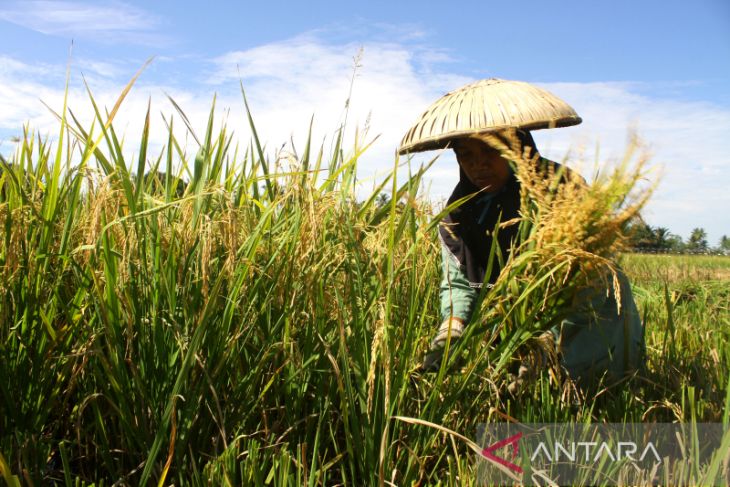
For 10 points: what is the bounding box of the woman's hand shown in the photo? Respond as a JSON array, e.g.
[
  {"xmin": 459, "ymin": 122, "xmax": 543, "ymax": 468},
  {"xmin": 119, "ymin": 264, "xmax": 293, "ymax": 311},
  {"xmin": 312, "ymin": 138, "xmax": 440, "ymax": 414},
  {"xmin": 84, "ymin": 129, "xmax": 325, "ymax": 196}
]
[
  {"xmin": 419, "ymin": 317, "xmax": 466, "ymax": 373},
  {"xmin": 432, "ymin": 317, "xmax": 466, "ymax": 347}
]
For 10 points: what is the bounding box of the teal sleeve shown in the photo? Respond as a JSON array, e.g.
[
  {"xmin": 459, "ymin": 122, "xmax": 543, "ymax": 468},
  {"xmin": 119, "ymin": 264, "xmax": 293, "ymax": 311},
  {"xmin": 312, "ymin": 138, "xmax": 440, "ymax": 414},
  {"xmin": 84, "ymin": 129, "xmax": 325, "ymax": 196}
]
[{"xmin": 439, "ymin": 242, "xmax": 478, "ymax": 323}]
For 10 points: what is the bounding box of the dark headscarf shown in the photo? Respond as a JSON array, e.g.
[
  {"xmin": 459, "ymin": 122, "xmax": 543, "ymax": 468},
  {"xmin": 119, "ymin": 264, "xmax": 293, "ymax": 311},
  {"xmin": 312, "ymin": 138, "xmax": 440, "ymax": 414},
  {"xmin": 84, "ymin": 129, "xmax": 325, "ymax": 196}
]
[{"xmin": 438, "ymin": 130, "xmax": 540, "ymax": 289}]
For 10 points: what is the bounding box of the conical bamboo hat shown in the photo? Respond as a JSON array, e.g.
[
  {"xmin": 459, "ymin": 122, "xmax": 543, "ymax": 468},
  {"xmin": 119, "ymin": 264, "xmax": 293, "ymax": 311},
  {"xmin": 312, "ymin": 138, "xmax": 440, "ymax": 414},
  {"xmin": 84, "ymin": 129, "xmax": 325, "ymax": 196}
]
[{"xmin": 398, "ymin": 78, "xmax": 582, "ymax": 154}]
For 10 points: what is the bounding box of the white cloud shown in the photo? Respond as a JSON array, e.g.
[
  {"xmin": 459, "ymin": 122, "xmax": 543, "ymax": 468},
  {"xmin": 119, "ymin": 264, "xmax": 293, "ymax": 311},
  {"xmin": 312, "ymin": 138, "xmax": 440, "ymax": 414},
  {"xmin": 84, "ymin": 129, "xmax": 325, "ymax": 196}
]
[
  {"xmin": 0, "ymin": 33, "xmax": 728, "ymax": 244},
  {"xmin": 206, "ymin": 34, "xmax": 471, "ymax": 192},
  {"xmin": 0, "ymin": 1, "xmax": 164, "ymax": 44},
  {"xmin": 75, "ymin": 58, "xmax": 129, "ymax": 79},
  {"xmin": 0, "ymin": 55, "xmax": 56, "ymax": 77}
]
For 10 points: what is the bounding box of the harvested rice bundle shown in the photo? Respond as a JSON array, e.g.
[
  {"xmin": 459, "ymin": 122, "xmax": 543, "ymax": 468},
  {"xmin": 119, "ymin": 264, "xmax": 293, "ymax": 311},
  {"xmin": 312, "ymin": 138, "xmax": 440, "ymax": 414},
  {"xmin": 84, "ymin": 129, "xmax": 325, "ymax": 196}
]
[{"xmin": 477, "ymin": 131, "xmax": 652, "ymax": 386}]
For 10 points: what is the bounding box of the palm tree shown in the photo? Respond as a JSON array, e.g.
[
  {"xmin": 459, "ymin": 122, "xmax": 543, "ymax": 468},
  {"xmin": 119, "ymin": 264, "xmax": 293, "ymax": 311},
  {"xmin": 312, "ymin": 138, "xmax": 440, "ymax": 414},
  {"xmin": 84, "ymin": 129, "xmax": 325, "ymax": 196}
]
[
  {"xmin": 687, "ymin": 227, "xmax": 709, "ymax": 253},
  {"xmin": 653, "ymin": 227, "xmax": 671, "ymax": 250},
  {"xmin": 719, "ymin": 235, "xmax": 730, "ymax": 254}
]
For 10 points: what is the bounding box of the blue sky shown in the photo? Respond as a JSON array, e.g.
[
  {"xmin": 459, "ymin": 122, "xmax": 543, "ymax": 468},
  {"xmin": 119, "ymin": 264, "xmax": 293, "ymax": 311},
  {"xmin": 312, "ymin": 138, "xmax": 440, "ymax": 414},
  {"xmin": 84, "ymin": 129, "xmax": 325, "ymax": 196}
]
[{"xmin": 0, "ymin": 0, "xmax": 729, "ymax": 243}]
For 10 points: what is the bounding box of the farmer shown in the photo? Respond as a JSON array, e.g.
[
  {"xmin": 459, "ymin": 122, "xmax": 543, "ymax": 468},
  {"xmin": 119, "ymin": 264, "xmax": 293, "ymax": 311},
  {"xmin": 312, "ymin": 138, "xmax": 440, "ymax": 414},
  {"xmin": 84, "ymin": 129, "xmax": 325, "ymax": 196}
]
[{"xmin": 398, "ymin": 79, "xmax": 645, "ymax": 385}]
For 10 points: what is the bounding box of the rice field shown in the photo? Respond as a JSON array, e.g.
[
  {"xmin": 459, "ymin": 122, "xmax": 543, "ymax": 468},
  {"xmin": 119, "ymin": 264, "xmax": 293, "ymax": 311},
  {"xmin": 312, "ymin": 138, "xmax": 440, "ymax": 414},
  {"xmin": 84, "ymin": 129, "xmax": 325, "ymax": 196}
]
[{"xmin": 1, "ymin": 77, "xmax": 729, "ymax": 486}]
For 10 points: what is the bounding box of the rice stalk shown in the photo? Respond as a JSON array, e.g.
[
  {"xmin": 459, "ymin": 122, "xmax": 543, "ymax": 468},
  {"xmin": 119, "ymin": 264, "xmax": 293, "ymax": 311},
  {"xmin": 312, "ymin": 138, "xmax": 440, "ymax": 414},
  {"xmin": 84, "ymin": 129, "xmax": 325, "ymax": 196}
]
[
  {"xmin": 1, "ymin": 64, "xmax": 728, "ymax": 486},
  {"xmin": 467, "ymin": 130, "xmax": 656, "ymax": 380}
]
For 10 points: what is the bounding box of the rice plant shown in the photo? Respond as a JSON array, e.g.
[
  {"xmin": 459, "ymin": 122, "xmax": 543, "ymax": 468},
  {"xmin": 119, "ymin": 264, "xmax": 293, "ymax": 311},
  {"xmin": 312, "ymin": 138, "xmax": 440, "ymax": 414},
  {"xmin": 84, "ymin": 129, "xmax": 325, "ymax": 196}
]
[{"xmin": 1, "ymin": 67, "xmax": 729, "ymax": 486}]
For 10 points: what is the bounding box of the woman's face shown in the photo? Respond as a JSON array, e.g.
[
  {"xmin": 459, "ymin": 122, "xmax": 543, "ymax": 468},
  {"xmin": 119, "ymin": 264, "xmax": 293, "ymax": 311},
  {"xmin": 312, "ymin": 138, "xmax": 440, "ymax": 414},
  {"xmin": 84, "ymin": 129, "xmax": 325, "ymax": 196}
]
[{"xmin": 452, "ymin": 138, "xmax": 511, "ymax": 192}]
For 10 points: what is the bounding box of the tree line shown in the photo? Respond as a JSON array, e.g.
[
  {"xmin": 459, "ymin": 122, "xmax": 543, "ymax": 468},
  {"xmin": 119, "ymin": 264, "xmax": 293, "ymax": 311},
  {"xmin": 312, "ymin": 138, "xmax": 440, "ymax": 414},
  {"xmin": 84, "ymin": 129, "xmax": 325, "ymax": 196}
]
[{"xmin": 627, "ymin": 219, "xmax": 730, "ymax": 255}]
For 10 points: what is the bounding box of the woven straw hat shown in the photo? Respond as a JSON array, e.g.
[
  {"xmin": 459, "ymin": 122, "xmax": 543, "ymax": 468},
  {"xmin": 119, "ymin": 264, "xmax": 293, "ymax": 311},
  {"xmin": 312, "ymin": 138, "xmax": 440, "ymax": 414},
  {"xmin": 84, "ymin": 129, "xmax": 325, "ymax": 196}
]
[{"xmin": 398, "ymin": 78, "xmax": 582, "ymax": 154}]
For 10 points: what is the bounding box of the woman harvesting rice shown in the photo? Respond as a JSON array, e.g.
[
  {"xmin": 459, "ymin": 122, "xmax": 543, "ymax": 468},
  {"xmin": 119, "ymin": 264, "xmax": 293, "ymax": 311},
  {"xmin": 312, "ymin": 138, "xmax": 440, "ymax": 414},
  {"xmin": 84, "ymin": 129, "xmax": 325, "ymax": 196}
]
[{"xmin": 398, "ymin": 79, "xmax": 645, "ymax": 386}]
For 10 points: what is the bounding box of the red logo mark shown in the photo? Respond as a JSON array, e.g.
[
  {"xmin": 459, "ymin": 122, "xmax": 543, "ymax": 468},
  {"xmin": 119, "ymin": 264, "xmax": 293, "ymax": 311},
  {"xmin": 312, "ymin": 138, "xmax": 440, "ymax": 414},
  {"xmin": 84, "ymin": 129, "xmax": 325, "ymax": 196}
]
[{"xmin": 481, "ymin": 432, "xmax": 524, "ymax": 474}]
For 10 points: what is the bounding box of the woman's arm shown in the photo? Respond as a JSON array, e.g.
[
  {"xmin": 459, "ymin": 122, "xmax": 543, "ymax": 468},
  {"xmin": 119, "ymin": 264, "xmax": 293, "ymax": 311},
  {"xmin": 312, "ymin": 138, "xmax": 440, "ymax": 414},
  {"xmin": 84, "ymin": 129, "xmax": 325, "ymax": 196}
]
[
  {"xmin": 423, "ymin": 241, "xmax": 478, "ymax": 356},
  {"xmin": 439, "ymin": 242, "xmax": 478, "ymax": 324},
  {"xmin": 421, "ymin": 242, "xmax": 478, "ymax": 371}
]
